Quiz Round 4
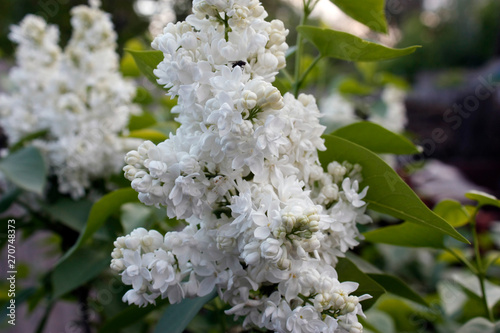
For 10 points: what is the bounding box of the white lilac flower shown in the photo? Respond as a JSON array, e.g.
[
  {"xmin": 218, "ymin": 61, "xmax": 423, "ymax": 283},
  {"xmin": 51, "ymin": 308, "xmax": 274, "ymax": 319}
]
[
  {"xmin": 0, "ymin": 1, "xmax": 140, "ymax": 199},
  {"xmin": 112, "ymin": 0, "xmax": 372, "ymax": 332},
  {"xmin": 286, "ymin": 306, "xmax": 328, "ymax": 333}
]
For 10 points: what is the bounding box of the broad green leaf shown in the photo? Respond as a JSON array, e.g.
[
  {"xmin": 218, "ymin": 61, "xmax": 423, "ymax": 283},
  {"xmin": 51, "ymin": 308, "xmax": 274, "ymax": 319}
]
[
  {"xmin": 0, "ymin": 146, "xmax": 47, "ymax": 195},
  {"xmin": 151, "ymin": 121, "xmax": 179, "ymax": 137},
  {"xmin": 120, "ymin": 53, "xmax": 141, "ymax": 77},
  {"xmin": 332, "ymin": 122, "xmax": 419, "ymax": 155},
  {"xmin": 465, "ymin": 190, "xmax": 500, "ymax": 209},
  {"xmin": 362, "ymin": 310, "xmax": 395, "ymax": 333},
  {"xmin": 376, "ymin": 297, "xmax": 425, "ymax": 332},
  {"xmin": 55, "ymin": 188, "xmax": 139, "ymax": 265},
  {"xmin": 330, "ymin": 0, "xmax": 387, "ymax": 33},
  {"xmin": 433, "ymin": 199, "xmax": 470, "ymax": 227},
  {"xmin": 128, "ymin": 112, "xmax": 158, "ymax": 131},
  {"xmin": 51, "ymin": 243, "xmax": 113, "ymax": 298},
  {"xmin": 128, "ymin": 129, "xmax": 168, "ymax": 144},
  {"xmin": 363, "ymin": 222, "xmax": 446, "ymax": 248},
  {"xmin": 77, "ymin": 188, "xmax": 139, "ymax": 246},
  {"xmin": 0, "ymin": 187, "xmax": 21, "ymax": 213},
  {"xmin": 98, "ymin": 298, "xmax": 169, "ymax": 333},
  {"xmin": 368, "ymin": 274, "xmax": 428, "ymax": 307},
  {"xmin": 345, "ymin": 252, "xmax": 381, "ymax": 274},
  {"xmin": 336, "ymin": 258, "xmax": 385, "ymax": 310},
  {"xmin": 297, "ymin": 26, "xmax": 420, "ymax": 62},
  {"xmin": 457, "ymin": 317, "xmax": 500, "ymax": 333},
  {"xmin": 126, "ymin": 49, "xmax": 164, "ymax": 89},
  {"xmin": 9, "ymin": 129, "xmax": 48, "ymax": 152},
  {"xmin": 274, "ymin": 77, "xmax": 292, "ymax": 95},
  {"xmin": 319, "ymin": 135, "xmax": 468, "ymax": 243},
  {"xmin": 133, "ymin": 86, "xmax": 154, "ymax": 105},
  {"xmin": 345, "ymin": 253, "xmax": 428, "ymax": 306},
  {"xmin": 153, "ymin": 290, "xmax": 218, "ymax": 333},
  {"xmin": 121, "ymin": 203, "xmax": 154, "ymax": 234},
  {"xmin": 42, "ymin": 198, "xmax": 93, "ymax": 232}
]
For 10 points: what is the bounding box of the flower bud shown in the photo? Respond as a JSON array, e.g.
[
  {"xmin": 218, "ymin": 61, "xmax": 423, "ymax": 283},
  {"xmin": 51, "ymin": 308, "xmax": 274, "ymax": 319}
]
[
  {"xmin": 125, "ymin": 151, "xmax": 142, "ymax": 166},
  {"xmin": 123, "ymin": 165, "xmax": 138, "ymax": 180}
]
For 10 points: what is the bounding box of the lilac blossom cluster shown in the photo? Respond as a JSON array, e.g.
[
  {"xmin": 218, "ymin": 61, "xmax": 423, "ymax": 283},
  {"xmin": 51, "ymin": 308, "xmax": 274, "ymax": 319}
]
[
  {"xmin": 112, "ymin": 1, "xmax": 371, "ymax": 332},
  {"xmin": 0, "ymin": 0, "xmax": 140, "ymax": 198}
]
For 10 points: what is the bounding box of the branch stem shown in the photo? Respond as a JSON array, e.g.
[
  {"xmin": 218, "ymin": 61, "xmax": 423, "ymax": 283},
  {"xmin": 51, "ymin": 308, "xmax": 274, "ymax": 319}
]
[{"xmin": 470, "ymin": 206, "xmax": 495, "ymax": 322}]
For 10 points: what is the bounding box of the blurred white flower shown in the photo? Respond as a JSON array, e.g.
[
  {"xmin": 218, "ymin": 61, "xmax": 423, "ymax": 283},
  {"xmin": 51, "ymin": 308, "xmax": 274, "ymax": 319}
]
[{"xmin": 0, "ymin": 1, "xmax": 140, "ymax": 199}]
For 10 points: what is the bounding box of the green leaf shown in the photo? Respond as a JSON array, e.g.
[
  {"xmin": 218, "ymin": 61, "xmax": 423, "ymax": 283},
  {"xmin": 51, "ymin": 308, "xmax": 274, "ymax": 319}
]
[
  {"xmin": 336, "ymin": 258, "xmax": 385, "ymax": 310},
  {"xmin": 345, "ymin": 253, "xmax": 428, "ymax": 306},
  {"xmin": 128, "ymin": 129, "xmax": 168, "ymax": 144},
  {"xmin": 153, "ymin": 290, "xmax": 218, "ymax": 333},
  {"xmin": 367, "ymin": 274, "xmax": 428, "ymax": 307},
  {"xmin": 297, "ymin": 26, "xmax": 420, "ymax": 62},
  {"xmin": 133, "ymin": 86, "xmax": 154, "ymax": 105},
  {"xmin": 126, "ymin": 49, "xmax": 164, "ymax": 89},
  {"xmin": 457, "ymin": 317, "xmax": 500, "ymax": 333},
  {"xmin": 128, "ymin": 112, "xmax": 158, "ymax": 131},
  {"xmin": 98, "ymin": 298, "xmax": 169, "ymax": 333},
  {"xmin": 363, "ymin": 222, "xmax": 446, "ymax": 248},
  {"xmin": 54, "ymin": 188, "xmax": 139, "ymax": 266},
  {"xmin": 319, "ymin": 135, "xmax": 468, "ymax": 243},
  {"xmin": 465, "ymin": 190, "xmax": 500, "ymax": 209},
  {"xmin": 345, "ymin": 252, "xmax": 381, "ymax": 274},
  {"xmin": 121, "ymin": 203, "xmax": 154, "ymax": 234},
  {"xmin": 330, "ymin": 0, "xmax": 387, "ymax": 33},
  {"xmin": 332, "ymin": 122, "xmax": 419, "ymax": 155},
  {"xmin": 150, "ymin": 121, "xmax": 179, "ymax": 137},
  {"xmin": 0, "ymin": 187, "xmax": 21, "ymax": 214},
  {"xmin": 42, "ymin": 198, "xmax": 93, "ymax": 233},
  {"xmin": 433, "ymin": 199, "xmax": 470, "ymax": 227},
  {"xmin": 362, "ymin": 310, "xmax": 395, "ymax": 333},
  {"xmin": 51, "ymin": 243, "xmax": 113, "ymax": 298},
  {"xmin": 0, "ymin": 146, "xmax": 47, "ymax": 195},
  {"xmin": 376, "ymin": 297, "xmax": 424, "ymax": 332}
]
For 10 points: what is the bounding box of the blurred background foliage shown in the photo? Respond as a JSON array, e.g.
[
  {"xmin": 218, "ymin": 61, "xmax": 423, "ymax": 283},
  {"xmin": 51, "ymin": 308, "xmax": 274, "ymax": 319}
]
[{"xmin": 384, "ymin": 0, "xmax": 500, "ymax": 77}]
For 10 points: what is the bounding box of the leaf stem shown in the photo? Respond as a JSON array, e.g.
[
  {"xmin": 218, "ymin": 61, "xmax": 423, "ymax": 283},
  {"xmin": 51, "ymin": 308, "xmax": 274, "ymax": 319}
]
[
  {"xmin": 444, "ymin": 248, "xmax": 477, "ymax": 275},
  {"xmin": 470, "ymin": 206, "xmax": 495, "ymax": 322},
  {"xmin": 281, "ymin": 68, "xmax": 294, "ymax": 84},
  {"xmin": 293, "ymin": 0, "xmax": 317, "ymax": 97},
  {"xmin": 214, "ymin": 297, "xmax": 228, "ymax": 332},
  {"xmin": 296, "ymin": 54, "xmax": 323, "ymax": 93},
  {"xmin": 35, "ymin": 301, "xmax": 54, "ymax": 333}
]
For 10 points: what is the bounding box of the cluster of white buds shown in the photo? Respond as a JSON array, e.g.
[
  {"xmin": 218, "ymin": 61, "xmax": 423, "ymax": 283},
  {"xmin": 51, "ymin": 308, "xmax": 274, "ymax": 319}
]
[
  {"xmin": 0, "ymin": 0, "xmax": 140, "ymax": 198},
  {"xmin": 112, "ymin": 1, "xmax": 372, "ymax": 332}
]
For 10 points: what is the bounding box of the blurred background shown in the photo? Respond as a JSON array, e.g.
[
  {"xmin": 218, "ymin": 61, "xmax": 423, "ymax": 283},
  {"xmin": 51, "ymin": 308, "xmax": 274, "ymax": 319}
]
[{"xmin": 0, "ymin": 0, "xmax": 499, "ymax": 332}]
